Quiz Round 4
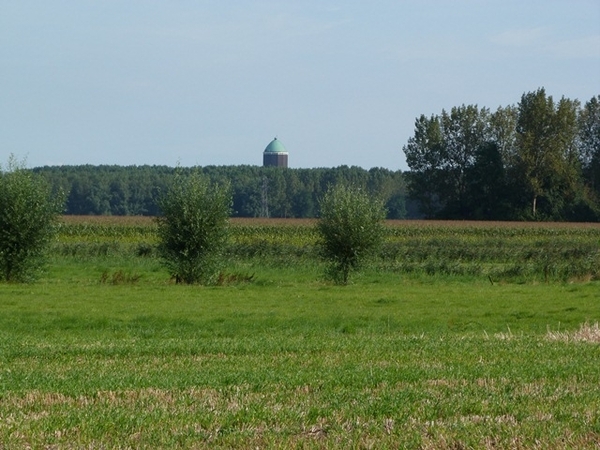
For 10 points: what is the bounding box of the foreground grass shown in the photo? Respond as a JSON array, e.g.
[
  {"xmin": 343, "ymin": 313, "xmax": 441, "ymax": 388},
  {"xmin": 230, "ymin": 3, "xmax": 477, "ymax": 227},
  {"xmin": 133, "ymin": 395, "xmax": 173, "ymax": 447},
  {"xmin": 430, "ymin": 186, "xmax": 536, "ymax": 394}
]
[{"xmin": 1, "ymin": 261, "xmax": 599, "ymax": 448}]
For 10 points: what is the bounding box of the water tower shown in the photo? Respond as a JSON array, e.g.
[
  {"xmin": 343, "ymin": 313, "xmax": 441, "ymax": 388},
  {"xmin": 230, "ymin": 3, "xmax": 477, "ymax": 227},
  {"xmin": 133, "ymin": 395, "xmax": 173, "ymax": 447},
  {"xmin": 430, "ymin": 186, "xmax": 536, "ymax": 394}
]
[{"xmin": 263, "ymin": 137, "xmax": 288, "ymax": 168}]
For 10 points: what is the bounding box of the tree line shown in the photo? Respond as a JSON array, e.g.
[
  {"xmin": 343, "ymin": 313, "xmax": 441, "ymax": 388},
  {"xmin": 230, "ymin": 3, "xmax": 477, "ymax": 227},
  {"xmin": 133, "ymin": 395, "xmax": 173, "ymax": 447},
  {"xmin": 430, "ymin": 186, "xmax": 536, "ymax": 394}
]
[
  {"xmin": 30, "ymin": 88, "xmax": 599, "ymax": 221},
  {"xmin": 33, "ymin": 165, "xmax": 408, "ymax": 219},
  {"xmin": 403, "ymin": 89, "xmax": 600, "ymax": 221}
]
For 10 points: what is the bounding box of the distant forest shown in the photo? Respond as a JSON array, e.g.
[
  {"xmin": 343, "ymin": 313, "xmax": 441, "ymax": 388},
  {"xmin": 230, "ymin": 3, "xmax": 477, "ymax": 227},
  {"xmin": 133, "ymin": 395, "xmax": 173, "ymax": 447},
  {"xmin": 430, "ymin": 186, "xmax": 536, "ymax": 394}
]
[
  {"xmin": 33, "ymin": 165, "xmax": 409, "ymax": 219},
  {"xmin": 32, "ymin": 88, "xmax": 600, "ymax": 221}
]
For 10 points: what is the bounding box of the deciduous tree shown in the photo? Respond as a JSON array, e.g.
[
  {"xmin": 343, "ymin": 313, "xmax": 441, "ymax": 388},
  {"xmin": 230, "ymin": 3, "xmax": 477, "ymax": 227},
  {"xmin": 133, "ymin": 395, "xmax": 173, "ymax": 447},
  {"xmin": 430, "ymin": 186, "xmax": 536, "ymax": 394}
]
[
  {"xmin": 403, "ymin": 105, "xmax": 490, "ymax": 218},
  {"xmin": 316, "ymin": 184, "xmax": 386, "ymax": 284},
  {"xmin": 403, "ymin": 114, "xmax": 444, "ymax": 217},
  {"xmin": 157, "ymin": 171, "xmax": 231, "ymax": 284},
  {"xmin": 515, "ymin": 88, "xmax": 580, "ymax": 217},
  {"xmin": 579, "ymin": 96, "xmax": 600, "ymax": 194},
  {"xmin": 0, "ymin": 156, "xmax": 63, "ymax": 282}
]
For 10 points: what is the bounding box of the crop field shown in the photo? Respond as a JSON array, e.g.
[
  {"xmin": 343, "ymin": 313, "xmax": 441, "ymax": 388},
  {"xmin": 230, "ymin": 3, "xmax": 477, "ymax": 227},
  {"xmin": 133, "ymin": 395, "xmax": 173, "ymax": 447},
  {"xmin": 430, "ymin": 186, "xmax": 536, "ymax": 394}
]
[
  {"xmin": 1, "ymin": 217, "xmax": 599, "ymax": 448},
  {"xmin": 57, "ymin": 216, "xmax": 600, "ymax": 283}
]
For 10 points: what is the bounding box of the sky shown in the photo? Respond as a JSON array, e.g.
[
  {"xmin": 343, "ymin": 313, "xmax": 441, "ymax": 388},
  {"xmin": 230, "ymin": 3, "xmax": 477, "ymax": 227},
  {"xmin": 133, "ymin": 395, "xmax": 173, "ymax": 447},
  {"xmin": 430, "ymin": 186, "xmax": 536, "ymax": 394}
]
[{"xmin": 1, "ymin": 1, "xmax": 599, "ymax": 171}]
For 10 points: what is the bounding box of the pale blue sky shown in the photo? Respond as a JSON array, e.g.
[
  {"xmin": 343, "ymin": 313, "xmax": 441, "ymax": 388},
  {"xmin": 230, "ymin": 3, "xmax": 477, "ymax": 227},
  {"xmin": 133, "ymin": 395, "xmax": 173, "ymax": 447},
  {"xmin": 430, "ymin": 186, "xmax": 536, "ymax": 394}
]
[{"xmin": 1, "ymin": 0, "xmax": 599, "ymax": 170}]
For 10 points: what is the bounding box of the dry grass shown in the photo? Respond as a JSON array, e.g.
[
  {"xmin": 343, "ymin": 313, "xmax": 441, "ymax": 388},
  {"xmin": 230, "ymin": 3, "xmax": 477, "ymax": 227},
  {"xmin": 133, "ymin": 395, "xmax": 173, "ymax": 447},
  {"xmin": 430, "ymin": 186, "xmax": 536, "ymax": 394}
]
[
  {"xmin": 546, "ymin": 322, "xmax": 600, "ymax": 343},
  {"xmin": 4, "ymin": 386, "xmax": 599, "ymax": 449}
]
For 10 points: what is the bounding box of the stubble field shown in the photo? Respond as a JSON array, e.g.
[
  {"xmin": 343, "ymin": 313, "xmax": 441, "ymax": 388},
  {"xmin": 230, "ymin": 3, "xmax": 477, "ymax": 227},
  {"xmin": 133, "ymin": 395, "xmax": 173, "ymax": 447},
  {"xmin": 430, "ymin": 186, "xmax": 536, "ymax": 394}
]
[{"xmin": 0, "ymin": 217, "xmax": 599, "ymax": 448}]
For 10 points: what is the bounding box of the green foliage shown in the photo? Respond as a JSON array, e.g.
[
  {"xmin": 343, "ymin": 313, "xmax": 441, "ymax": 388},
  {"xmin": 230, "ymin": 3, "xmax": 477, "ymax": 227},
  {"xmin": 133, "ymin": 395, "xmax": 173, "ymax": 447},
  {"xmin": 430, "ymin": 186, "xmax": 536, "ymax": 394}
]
[
  {"xmin": 0, "ymin": 156, "xmax": 63, "ymax": 282},
  {"xmin": 317, "ymin": 184, "xmax": 386, "ymax": 284},
  {"xmin": 403, "ymin": 105, "xmax": 493, "ymax": 218},
  {"xmin": 156, "ymin": 171, "xmax": 232, "ymax": 284},
  {"xmin": 404, "ymin": 89, "xmax": 600, "ymax": 221},
  {"xmin": 579, "ymin": 95, "xmax": 600, "ymax": 201},
  {"xmin": 515, "ymin": 88, "xmax": 581, "ymax": 218},
  {"xmin": 34, "ymin": 165, "xmax": 407, "ymax": 219}
]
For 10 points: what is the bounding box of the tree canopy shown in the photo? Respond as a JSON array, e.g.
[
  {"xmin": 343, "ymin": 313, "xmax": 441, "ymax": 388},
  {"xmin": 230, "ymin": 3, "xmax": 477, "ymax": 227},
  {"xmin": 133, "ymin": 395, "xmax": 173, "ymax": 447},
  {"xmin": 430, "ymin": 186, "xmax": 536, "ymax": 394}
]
[
  {"xmin": 0, "ymin": 156, "xmax": 64, "ymax": 282},
  {"xmin": 316, "ymin": 184, "xmax": 386, "ymax": 284},
  {"xmin": 403, "ymin": 89, "xmax": 600, "ymax": 221},
  {"xmin": 33, "ymin": 165, "xmax": 408, "ymax": 219},
  {"xmin": 156, "ymin": 171, "xmax": 231, "ymax": 285}
]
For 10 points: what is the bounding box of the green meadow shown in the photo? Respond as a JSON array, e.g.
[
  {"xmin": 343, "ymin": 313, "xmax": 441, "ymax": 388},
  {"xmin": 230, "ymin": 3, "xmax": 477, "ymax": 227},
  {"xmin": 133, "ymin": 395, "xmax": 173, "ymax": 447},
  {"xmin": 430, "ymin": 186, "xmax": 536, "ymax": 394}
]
[{"xmin": 1, "ymin": 218, "xmax": 599, "ymax": 449}]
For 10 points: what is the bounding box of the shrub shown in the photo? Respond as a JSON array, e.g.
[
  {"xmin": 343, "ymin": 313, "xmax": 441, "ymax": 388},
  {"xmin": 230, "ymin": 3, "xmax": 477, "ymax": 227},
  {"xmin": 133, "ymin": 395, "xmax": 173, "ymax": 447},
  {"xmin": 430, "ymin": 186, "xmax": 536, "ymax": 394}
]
[
  {"xmin": 156, "ymin": 171, "xmax": 232, "ymax": 284},
  {"xmin": 316, "ymin": 184, "xmax": 386, "ymax": 284},
  {"xmin": 0, "ymin": 156, "xmax": 63, "ymax": 282}
]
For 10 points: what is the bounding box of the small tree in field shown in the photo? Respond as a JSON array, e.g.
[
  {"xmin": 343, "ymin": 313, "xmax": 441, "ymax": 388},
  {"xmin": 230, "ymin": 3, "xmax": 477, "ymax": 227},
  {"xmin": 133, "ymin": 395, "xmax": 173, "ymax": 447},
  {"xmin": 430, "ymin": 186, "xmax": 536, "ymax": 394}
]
[
  {"xmin": 0, "ymin": 156, "xmax": 63, "ymax": 282},
  {"xmin": 157, "ymin": 171, "xmax": 232, "ymax": 284},
  {"xmin": 316, "ymin": 184, "xmax": 386, "ymax": 284}
]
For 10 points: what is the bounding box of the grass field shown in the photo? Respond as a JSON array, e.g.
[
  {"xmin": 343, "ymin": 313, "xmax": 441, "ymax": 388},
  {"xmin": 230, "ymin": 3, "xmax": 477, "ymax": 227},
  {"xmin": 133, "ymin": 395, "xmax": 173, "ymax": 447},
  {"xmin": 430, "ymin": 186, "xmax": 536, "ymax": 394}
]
[{"xmin": 0, "ymin": 218, "xmax": 599, "ymax": 448}]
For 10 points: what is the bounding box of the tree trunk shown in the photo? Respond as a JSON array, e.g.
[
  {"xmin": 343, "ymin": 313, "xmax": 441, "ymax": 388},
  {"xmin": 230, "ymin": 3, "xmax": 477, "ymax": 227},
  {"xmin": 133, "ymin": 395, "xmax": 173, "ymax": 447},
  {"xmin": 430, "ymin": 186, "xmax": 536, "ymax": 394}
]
[{"xmin": 532, "ymin": 195, "xmax": 537, "ymax": 216}]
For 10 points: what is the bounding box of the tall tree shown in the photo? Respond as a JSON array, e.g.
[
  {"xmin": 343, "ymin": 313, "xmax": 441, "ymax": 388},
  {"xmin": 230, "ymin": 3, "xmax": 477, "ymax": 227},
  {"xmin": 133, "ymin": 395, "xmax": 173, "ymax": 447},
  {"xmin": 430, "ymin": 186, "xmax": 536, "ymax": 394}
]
[
  {"xmin": 554, "ymin": 97, "xmax": 584, "ymax": 218},
  {"xmin": 515, "ymin": 88, "xmax": 580, "ymax": 217},
  {"xmin": 579, "ymin": 96, "xmax": 600, "ymax": 195},
  {"xmin": 466, "ymin": 142, "xmax": 508, "ymax": 219},
  {"xmin": 489, "ymin": 105, "xmax": 519, "ymax": 168},
  {"xmin": 403, "ymin": 105, "xmax": 489, "ymax": 218},
  {"xmin": 439, "ymin": 105, "xmax": 490, "ymax": 217},
  {"xmin": 403, "ymin": 114, "xmax": 445, "ymax": 217}
]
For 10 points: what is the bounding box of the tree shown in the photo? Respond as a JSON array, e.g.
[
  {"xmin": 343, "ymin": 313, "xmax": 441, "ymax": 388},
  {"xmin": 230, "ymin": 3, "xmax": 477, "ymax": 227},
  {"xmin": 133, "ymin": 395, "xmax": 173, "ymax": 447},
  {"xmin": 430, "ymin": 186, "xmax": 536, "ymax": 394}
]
[
  {"xmin": 579, "ymin": 96, "xmax": 600, "ymax": 195},
  {"xmin": 0, "ymin": 156, "xmax": 63, "ymax": 282},
  {"xmin": 489, "ymin": 105, "xmax": 519, "ymax": 169},
  {"xmin": 316, "ymin": 184, "xmax": 386, "ymax": 284},
  {"xmin": 33, "ymin": 165, "xmax": 408, "ymax": 219},
  {"xmin": 515, "ymin": 88, "xmax": 580, "ymax": 217},
  {"xmin": 156, "ymin": 171, "xmax": 232, "ymax": 284},
  {"xmin": 403, "ymin": 114, "xmax": 445, "ymax": 217},
  {"xmin": 439, "ymin": 105, "xmax": 490, "ymax": 217},
  {"xmin": 465, "ymin": 142, "xmax": 508, "ymax": 219},
  {"xmin": 403, "ymin": 105, "xmax": 490, "ymax": 218}
]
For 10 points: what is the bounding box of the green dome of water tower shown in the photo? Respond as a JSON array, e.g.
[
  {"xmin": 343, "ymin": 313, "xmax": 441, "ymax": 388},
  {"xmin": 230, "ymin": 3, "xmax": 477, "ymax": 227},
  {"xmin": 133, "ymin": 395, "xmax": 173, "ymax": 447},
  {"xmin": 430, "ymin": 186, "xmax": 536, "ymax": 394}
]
[{"xmin": 263, "ymin": 137, "xmax": 289, "ymax": 168}]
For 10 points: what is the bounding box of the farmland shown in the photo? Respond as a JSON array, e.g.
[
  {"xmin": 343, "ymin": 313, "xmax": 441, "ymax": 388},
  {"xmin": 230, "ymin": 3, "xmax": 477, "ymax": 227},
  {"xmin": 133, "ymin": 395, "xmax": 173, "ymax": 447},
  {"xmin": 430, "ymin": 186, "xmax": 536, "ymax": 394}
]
[
  {"xmin": 1, "ymin": 217, "xmax": 599, "ymax": 448},
  {"xmin": 56, "ymin": 216, "xmax": 600, "ymax": 283}
]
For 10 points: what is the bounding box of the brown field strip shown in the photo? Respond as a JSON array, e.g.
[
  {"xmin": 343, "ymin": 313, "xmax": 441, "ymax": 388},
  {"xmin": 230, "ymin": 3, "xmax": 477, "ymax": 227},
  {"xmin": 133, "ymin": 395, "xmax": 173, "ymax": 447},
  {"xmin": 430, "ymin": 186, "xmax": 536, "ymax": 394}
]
[
  {"xmin": 60, "ymin": 215, "xmax": 155, "ymax": 226},
  {"xmin": 60, "ymin": 215, "xmax": 600, "ymax": 229}
]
